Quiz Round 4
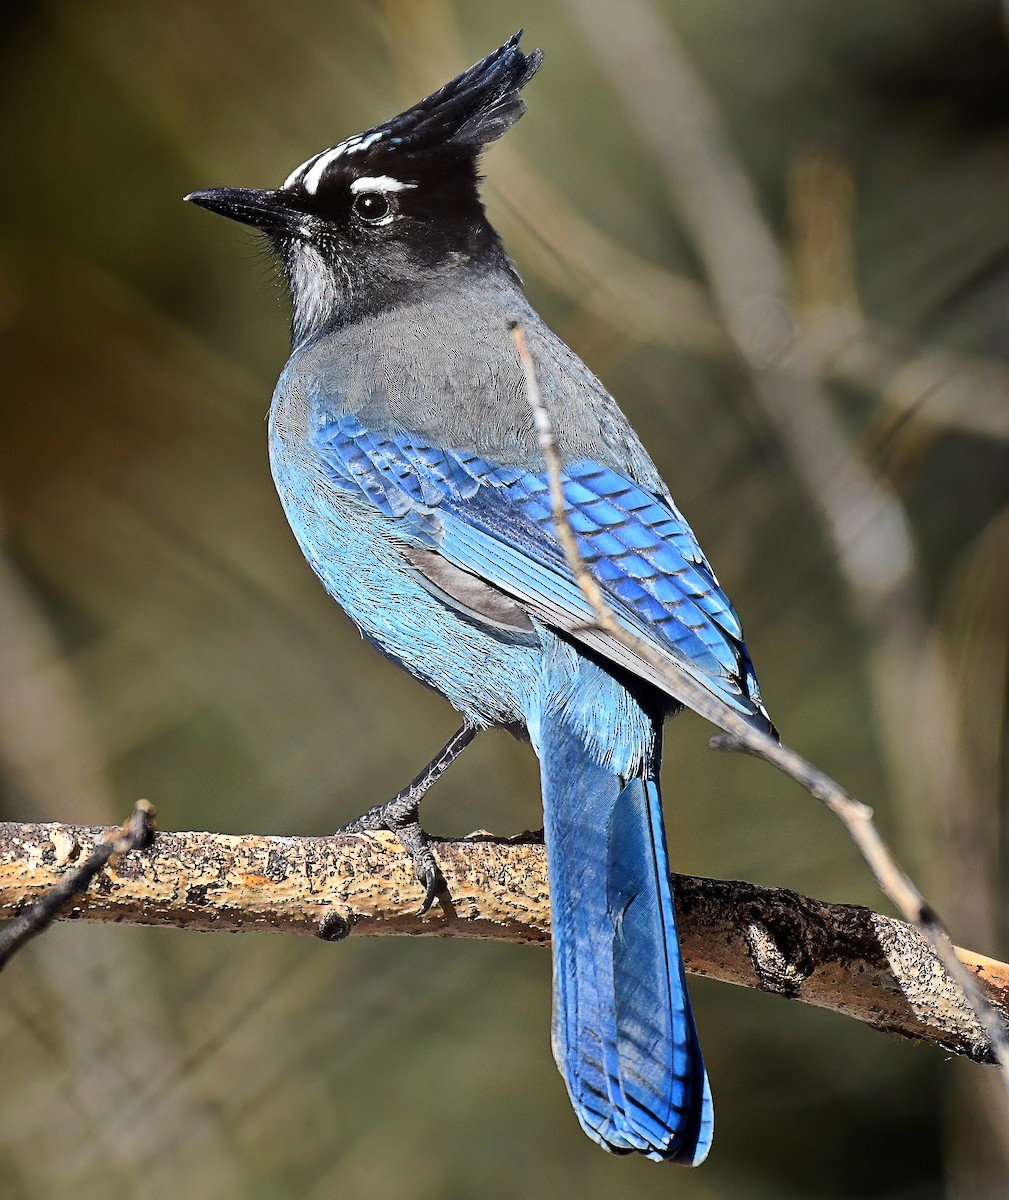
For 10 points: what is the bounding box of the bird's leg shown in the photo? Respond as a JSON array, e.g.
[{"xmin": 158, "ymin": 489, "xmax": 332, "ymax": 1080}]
[{"xmin": 338, "ymin": 722, "xmax": 478, "ymax": 912}]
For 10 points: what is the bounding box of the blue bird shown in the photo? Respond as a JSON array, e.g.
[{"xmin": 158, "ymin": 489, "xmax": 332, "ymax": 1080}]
[{"xmin": 187, "ymin": 33, "xmax": 772, "ymax": 1164}]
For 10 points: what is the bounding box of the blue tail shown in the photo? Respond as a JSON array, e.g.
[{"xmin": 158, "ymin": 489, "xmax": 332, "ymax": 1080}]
[{"xmin": 539, "ymin": 706, "xmax": 713, "ymax": 1164}]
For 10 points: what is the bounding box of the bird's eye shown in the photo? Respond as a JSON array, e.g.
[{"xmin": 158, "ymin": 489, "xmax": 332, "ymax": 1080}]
[{"xmin": 352, "ymin": 191, "xmax": 394, "ymax": 225}]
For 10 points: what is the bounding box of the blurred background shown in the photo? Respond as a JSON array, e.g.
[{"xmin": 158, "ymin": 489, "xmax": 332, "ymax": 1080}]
[{"xmin": 2, "ymin": 1, "xmax": 1008, "ymax": 1196}]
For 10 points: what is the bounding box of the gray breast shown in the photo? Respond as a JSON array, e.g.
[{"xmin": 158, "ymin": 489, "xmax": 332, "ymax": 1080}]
[{"xmin": 285, "ymin": 273, "xmax": 668, "ymax": 494}]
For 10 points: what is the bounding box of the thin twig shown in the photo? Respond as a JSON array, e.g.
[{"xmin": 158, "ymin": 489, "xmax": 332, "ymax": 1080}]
[
  {"xmin": 0, "ymin": 800, "xmax": 156, "ymax": 971},
  {"xmin": 510, "ymin": 320, "xmax": 1009, "ymax": 1088}
]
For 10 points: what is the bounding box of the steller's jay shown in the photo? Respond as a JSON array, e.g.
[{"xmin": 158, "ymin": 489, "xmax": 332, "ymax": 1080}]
[{"xmin": 187, "ymin": 32, "xmax": 773, "ymax": 1164}]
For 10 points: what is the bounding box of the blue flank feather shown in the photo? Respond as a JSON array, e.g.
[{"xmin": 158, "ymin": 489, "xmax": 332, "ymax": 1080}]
[{"xmin": 313, "ymin": 414, "xmax": 767, "ymax": 725}]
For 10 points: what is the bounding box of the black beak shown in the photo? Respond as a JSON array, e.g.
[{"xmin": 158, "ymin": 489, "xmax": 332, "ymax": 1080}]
[{"xmin": 185, "ymin": 187, "xmax": 302, "ymax": 235}]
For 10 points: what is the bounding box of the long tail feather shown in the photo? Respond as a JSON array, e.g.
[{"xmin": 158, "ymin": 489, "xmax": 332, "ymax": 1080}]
[{"xmin": 540, "ymin": 708, "xmax": 712, "ymax": 1164}]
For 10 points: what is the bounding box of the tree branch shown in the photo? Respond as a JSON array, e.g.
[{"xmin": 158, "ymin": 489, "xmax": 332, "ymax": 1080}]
[{"xmin": 0, "ymin": 818, "xmax": 1005, "ymax": 1063}]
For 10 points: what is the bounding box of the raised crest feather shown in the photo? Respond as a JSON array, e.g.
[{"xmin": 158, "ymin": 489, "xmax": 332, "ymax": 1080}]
[{"xmin": 284, "ymin": 31, "xmax": 542, "ymax": 192}]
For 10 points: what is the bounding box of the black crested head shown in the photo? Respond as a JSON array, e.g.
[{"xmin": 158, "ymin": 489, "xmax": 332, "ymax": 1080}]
[
  {"xmin": 186, "ymin": 33, "xmax": 543, "ymax": 345},
  {"xmin": 286, "ymin": 31, "xmax": 543, "ymax": 188}
]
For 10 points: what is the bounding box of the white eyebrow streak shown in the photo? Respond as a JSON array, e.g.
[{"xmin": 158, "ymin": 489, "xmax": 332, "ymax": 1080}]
[{"xmin": 350, "ymin": 176, "xmax": 417, "ymax": 194}]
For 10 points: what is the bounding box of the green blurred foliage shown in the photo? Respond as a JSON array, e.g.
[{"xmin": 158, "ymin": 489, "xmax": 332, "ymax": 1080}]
[{"xmin": 1, "ymin": 1, "xmax": 1007, "ymax": 1197}]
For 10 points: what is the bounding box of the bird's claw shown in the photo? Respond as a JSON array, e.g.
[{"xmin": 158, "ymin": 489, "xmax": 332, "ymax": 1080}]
[
  {"xmin": 337, "ymin": 806, "xmax": 443, "ymax": 913},
  {"xmin": 335, "ymin": 726, "xmax": 475, "ymax": 915},
  {"xmin": 391, "ymin": 819, "xmax": 443, "ymax": 915},
  {"xmin": 415, "ymin": 855, "xmax": 441, "ymax": 916}
]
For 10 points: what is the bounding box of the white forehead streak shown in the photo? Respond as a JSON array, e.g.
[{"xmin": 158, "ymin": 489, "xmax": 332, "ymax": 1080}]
[
  {"xmin": 302, "ymin": 148, "xmax": 345, "ymax": 195},
  {"xmin": 283, "ymin": 153, "xmax": 320, "ymax": 190},
  {"xmin": 290, "ymin": 129, "xmax": 390, "ymax": 194},
  {"xmin": 350, "ymin": 176, "xmax": 417, "ymax": 194}
]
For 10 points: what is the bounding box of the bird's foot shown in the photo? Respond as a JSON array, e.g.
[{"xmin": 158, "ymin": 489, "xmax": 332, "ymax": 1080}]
[
  {"xmin": 338, "ymin": 798, "xmax": 441, "ymax": 914},
  {"xmin": 336, "ymin": 723, "xmax": 477, "ymax": 913}
]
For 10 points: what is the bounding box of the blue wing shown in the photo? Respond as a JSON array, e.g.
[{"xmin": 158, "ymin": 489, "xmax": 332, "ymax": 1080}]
[{"xmin": 316, "ymin": 413, "xmax": 770, "ymax": 732}]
